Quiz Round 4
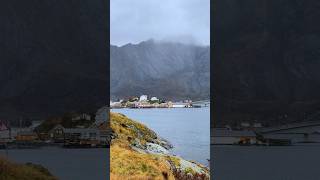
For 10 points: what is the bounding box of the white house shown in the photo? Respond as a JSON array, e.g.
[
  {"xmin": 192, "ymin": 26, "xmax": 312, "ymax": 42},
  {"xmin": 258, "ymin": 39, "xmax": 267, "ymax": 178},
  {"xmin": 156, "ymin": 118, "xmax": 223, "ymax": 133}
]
[
  {"xmin": 150, "ymin": 97, "xmax": 159, "ymax": 101},
  {"xmin": 139, "ymin": 95, "xmax": 148, "ymax": 102}
]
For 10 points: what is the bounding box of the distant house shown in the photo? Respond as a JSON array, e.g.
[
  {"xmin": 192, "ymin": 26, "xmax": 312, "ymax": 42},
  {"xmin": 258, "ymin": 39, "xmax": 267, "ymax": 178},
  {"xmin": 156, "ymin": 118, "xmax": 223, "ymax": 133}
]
[
  {"xmin": 150, "ymin": 97, "xmax": 159, "ymax": 101},
  {"xmin": 110, "ymin": 101, "xmax": 122, "ymax": 108},
  {"xmin": 48, "ymin": 125, "xmax": 65, "ymax": 142},
  {"xmin": 240, "ymin": 122, "xmax": 251, "ymax": 128},
  {"xmin": 0, "ymin": 120, "xmax": 10, "ymax": 141},
  {"xmin": 139, "ymin": 95, "xmax": 148, "ymax": 102},
  {"xmin": 29, "ymin": 120, "xmax": 42, "ymax": 131},
  {"xmin": 72, "ymin": 113, "xmax": 91, "ymax": 121},
  {"xmin": 15, "ymin": 131, "xmax": 38, "ymax": 142},
  {"xmin": 49, "ymin": 125, "xmax": 100, "ymax": 143},
  {"xmin": 253, "ymin": 122, "xmax": 263, "ymax": 128},
  {"xmin": 212, "ymin": 128, "xmax": 256, "ymax": 145},
  {"xmin": 64, "ymin": 128, "xmax": 100, "ymax": 141},
  {"xmin": 0, "ymin": 120, "xmax": 8, "ymax": 131},
  {"xmin": 95, "ymin": 106, "xmax": 108, "ymax": 125}
]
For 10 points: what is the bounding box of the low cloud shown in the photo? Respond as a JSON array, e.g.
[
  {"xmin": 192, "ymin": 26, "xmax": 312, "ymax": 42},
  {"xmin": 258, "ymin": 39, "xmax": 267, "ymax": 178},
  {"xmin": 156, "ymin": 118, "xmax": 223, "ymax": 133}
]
[{"xmin": 111, "ymin": 0, "xmax": 210, "ymax": 46}]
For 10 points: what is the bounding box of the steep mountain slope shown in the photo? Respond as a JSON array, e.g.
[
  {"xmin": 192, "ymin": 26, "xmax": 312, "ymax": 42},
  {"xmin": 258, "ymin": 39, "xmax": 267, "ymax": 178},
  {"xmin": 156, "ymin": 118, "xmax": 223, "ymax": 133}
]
[
  {"xmin": 213, "ymin": 0, "xmax": 320, "ymax": 126},
  {"xmin": 0, "ymin": 1, "xmax": 108, "ymax": 122},
  {"xmin": 111, "ymin": 40, "xmax": 210, "ymax": 101}
]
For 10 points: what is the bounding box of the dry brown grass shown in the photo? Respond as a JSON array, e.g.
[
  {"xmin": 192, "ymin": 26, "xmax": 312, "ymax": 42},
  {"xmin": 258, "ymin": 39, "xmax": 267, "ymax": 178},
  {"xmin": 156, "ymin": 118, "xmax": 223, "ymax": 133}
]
[
  {"xmin": 0, "ymin": 156, "xmax": 57, "ymax": 180},
  {"xmin": 110, "ymin": 112, "xmax": 158, "ymax": 146},
  {"xmin": 110, "ymin": 144, "xmax": 175, "ymax": 180},
  {"xmin": 110, "ymin": 112, "xmax": 210, "ymax": 180},
  {"xmin": 110, "ymin": 112, "xmax": 176, "ymax": 179}
]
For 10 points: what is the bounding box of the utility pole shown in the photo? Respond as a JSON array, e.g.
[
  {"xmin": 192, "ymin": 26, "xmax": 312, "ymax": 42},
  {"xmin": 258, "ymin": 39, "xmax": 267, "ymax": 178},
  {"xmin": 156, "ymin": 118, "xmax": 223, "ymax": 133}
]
[{"xmin": 5, "ymin": 120, "xmax": 10, "ymax": 158}]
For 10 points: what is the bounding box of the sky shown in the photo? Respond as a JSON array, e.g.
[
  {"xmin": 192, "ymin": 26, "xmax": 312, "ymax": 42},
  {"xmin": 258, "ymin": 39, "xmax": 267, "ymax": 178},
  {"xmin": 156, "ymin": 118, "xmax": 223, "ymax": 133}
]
[{"xmin": 111, "ymin": 0, "xmax": 210, "ymax": 46}]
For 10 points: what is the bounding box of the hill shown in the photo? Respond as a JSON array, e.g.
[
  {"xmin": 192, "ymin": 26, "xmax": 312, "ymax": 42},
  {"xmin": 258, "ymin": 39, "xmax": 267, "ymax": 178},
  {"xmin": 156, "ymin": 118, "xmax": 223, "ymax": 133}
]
[
  {"xmin": 0, "ymin": 157, "xmax": 56, "ymax": 180},
  {"xmin": 110, "ymin": 112, "xmax": 210, "ymax": 179}
]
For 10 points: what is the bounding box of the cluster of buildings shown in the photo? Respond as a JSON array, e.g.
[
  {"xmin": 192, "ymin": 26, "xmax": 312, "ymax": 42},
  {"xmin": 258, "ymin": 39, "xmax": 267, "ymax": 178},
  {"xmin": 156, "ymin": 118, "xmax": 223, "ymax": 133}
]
[
  {"xmin": 212, "ymin": 120, "xmax": 320, "ymax": 146},
  {"xmin": 110, "ymin": 95, "xmax": 193, "ymax": 108},
  {"xmin": 0, "ymin": 105, "xmax": 111, "ymax": 148}
]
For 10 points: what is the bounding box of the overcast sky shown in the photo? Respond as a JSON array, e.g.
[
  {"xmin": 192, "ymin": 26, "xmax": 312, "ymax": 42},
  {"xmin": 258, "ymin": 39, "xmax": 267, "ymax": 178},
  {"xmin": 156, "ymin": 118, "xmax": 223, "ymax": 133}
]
[{"xmin": 111, "ymin": 0, "xmax": 210, "ymax": 46}]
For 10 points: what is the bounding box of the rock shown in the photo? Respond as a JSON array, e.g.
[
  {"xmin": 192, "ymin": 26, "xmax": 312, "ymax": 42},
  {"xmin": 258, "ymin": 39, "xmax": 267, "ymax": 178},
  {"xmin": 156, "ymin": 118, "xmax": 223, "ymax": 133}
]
[
  {"xmin": 145, "ymin": 143, "xmax": 170, "ymax": 155},
  {"xmin": 179, "ymin": 158, "xmax": 209, "ymax": 176},
  {"xmin": 131, "ymin": 138, "xmax": 145, "ymax": 149}
]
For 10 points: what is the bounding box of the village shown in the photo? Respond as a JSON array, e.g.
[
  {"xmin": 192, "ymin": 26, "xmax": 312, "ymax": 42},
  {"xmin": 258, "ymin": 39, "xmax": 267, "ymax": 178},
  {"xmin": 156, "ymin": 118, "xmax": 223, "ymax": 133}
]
[
  {"xmin": 212, "ymin": 117, "xmax": 320, "ymax": 146},
  {"xmin": 110, "ymin": 95, "xmax": 203, "ymax": 108},
  {"xmin": 0, "ymin": 105, "xmax": 110, "ymax": 149}
]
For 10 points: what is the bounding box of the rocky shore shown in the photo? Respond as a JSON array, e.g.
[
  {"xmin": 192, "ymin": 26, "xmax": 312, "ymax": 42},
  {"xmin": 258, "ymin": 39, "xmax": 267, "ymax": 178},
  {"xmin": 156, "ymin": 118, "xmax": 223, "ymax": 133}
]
[{"xmin": 110, "ymin": 112, "xmax": 210, "ymax": 180}]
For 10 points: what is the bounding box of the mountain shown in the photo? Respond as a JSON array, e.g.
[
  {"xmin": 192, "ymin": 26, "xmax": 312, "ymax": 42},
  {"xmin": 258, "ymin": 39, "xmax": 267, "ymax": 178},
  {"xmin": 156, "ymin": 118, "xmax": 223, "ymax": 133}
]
[
  {"xmin": 213, "ymin": 0, "xmax": 320, "ymax": 127},
  {"xmin": 111, "ymin": 40, "xmax": 210, "ymax": 101},
  {"xmin": 0, "ymin": 1, "xmax": 108, "ymax": 123}
]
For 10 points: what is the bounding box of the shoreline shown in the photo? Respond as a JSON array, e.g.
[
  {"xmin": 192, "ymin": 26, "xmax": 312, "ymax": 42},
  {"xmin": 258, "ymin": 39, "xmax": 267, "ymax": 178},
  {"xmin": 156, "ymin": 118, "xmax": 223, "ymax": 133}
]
[
  {"xmin": 110, "ymin": 112, "xmax": 210, "ymax": 179},
  {"xmin": 111, "ymin": 107, "xmax": 210, "ymax": 167}
]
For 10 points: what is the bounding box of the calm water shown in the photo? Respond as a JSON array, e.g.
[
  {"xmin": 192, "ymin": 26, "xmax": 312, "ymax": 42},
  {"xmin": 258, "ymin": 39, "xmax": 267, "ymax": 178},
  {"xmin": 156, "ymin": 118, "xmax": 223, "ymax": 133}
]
[
  {"xmin": 212, "ymin": 145, "xmax": 320, "ymax": 180},
  {"xmin": 0, "ymin": 147, "xmax": 108, "ymax": 180},
  {"xmin": 111, "ymin": 108, "xmax": 210, "ymax": 166}
]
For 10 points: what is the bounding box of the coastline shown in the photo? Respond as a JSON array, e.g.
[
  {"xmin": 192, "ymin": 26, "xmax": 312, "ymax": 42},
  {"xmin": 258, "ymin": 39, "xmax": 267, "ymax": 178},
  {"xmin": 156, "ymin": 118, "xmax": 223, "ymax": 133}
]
[{"xmin": 110, "ymin": 112, "xmax": 210, "ymax": 179}]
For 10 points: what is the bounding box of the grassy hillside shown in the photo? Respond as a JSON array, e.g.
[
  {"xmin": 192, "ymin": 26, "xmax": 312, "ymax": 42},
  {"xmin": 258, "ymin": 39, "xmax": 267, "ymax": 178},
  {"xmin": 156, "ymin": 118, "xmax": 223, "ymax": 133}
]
[
  {"xmin": 110, "ymin": 112, "xmax": 210, "ymax": 180},
  {"xmin": 0, "ymin": 157, "xmax": 57, "ymax": 180}
]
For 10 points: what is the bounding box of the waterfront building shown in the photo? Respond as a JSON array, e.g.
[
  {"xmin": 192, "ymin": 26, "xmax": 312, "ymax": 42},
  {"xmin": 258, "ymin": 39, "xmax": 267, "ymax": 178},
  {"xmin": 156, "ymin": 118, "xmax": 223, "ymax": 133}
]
[
  {"xmin": 253, "ymin": 122, "xmax": 263, "ymax": 128},
  {"xmin": 72, "ymin": 113, "xmax": 91, "ymax": 121},
  {"xmin": 212, "ymin": 128, "xmax": 256, "ymax": 145},
  {"xmin": 110, "ymin": 101, "xmax": 122, "ymax": 108},
  {"xmin": 150, "ymin": 97, "xmax": 159, "ymax": 101},
  {"xmin": 139, "ymin": 95, "xmax": 148, "ymax": 101},
  {"xmin": 95, "ymin": 106, "xmax": 108, "ymax": 125},
  {"xmin": 257, "ymin": 121, "xmax": 320, "ymax": 144},
  {"xmin": 0, "ymin": 120, "xmax": 10, "ymax": 141},
  {"xmin": 240, "ymin": 122, "xmax": 250, "ymax": 128},
  {"xmin": 29, "ymin": 120, "xmax": 42, "ymax": 130},
  {"xmin": 49, "ymin": 125, "xmax": 101, "ymax": 142},
  {"xmin": 15, "ymin": 131, "xmax": 38, "ymax": 141}
]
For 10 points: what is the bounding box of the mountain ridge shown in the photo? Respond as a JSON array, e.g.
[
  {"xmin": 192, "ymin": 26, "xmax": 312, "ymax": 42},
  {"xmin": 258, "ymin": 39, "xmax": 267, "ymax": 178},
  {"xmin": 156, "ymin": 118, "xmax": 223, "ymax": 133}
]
[{"xmin": 110, "ymin": 40, "xmax": 210, "ymax": 101}]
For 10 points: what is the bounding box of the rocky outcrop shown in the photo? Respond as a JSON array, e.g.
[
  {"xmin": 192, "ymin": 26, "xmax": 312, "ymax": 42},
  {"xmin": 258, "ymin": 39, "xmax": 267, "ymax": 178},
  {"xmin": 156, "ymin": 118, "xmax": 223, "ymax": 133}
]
[{"xmin": 110, "ymin": 112, "xmax": 210, "ymax": 180}]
